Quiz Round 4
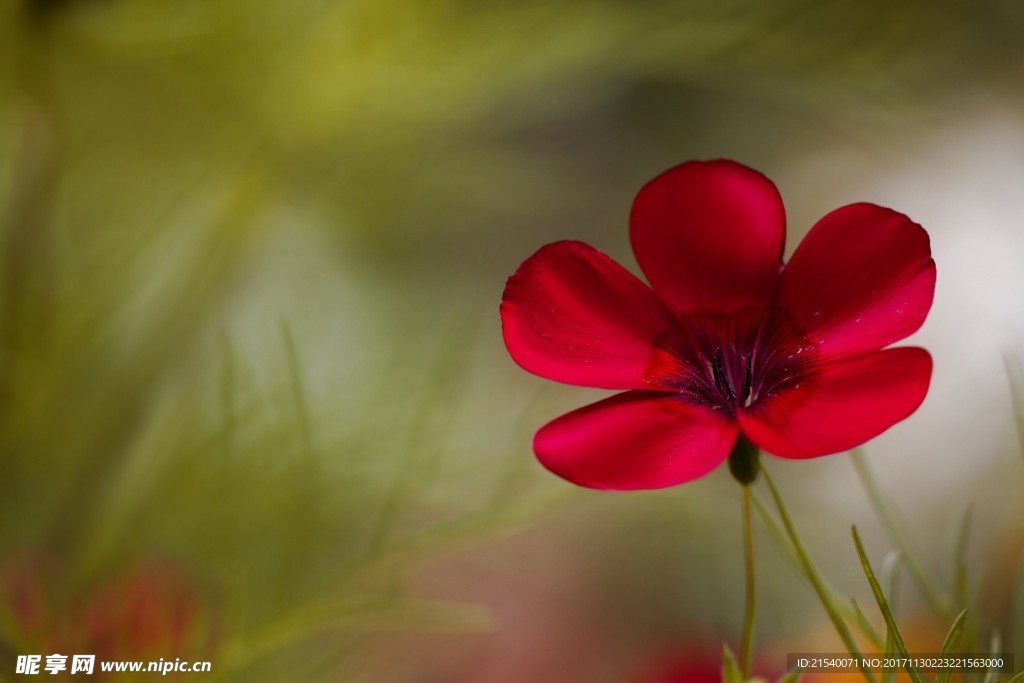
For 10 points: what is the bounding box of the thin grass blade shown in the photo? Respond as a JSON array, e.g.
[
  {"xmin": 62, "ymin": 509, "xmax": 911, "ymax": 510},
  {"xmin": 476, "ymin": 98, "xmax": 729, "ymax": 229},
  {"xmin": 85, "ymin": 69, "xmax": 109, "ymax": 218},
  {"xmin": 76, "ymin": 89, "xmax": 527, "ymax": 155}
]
[
  {"xmin": 753, "ymin": 492, "xmax": 882, "ymax": 647},
  {"xmin": 850, "ymin": 598, "xmax": 884, "ymax": 649},
  {"xmin": 981, "ymin": 630, "xmax": 1001, "ymax": 683},
  {"xmin": 722, "ymin": 644, "xmax": 743, "ymax": 683},
  {"xmin": 1003, "ymin": 355, "xmax": 1024, "ymax": 465},
  {"xmin": 851, "ymin": 449, "xmax": 951, "ymax": 617},
  {"xmin": 776, "ymin": 667, "xmax": 804, "ymax": 683},
  {"xmin": 951, "ymin": 506, "xmax": 972, "ymax": 608},
  {"xmin": 761, "ymin": 470, "xmax": 878, "ymax": 683},
  {"xmin": 881, "ymin": 551, "xmax": 902, "ymax": 608},
  {"xmin": 850, "ymin": 526, "xmax": 926, "ymax": 683},
  {"xmin": 881, "ymin": 629, "xmax": 896, "ymax": 683},
  {"xmin": 936, "ymin": 608, "xmax": 968, "ymax": 683}
]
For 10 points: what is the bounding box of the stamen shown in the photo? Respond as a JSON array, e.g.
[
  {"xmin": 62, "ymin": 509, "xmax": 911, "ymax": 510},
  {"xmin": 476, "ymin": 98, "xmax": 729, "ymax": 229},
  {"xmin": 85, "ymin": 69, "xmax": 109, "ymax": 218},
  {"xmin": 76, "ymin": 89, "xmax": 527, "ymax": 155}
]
[
  {"xmin": 713, "ymin": 347, "xmax": 735, "ymax": 401},
  {"xmin": 712, "ymin": 348, "xmax": 724, "ymax": 393},
  {"xmin": 742, "ymin": 355, "xmax": 753, "ymax": 403}
]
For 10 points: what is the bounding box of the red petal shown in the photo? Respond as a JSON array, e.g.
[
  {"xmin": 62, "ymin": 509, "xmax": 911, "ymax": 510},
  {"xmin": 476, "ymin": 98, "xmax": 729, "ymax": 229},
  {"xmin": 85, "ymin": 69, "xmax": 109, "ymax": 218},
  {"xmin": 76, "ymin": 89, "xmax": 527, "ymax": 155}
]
[
  {"xmin": 739, "ymin": 347, "xmax": 932, "ymax": 458},
  {"xmin": 534, "ymin": 391, "xmax": 737, "ymax": 490},
  {"xmin": 766, "ymin": 203, "xmax": 936, "ymax": 361},
  {"xmin": 629, "ymin": 160, "xmax": 785, "ymax": 314},
  {"xmin": 501, "ymin": 241, "xmax": 676, "ymax": 390}
]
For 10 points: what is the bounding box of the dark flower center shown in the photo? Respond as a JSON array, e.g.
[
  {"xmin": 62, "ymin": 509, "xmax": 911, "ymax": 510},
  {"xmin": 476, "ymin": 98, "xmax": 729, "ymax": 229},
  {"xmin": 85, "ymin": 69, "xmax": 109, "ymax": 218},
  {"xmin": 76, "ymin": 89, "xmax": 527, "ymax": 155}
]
[
  {"xmin": 648, "ymin": 308, "xmax": 817, "ymax": 416},
  {"xmin": 711, "ymin": 346, "xmax": 752, "ymax": 406},
  {"xmin": 712, "ymin": 348, "xmax": 753, "ymax": 405},
  {"xmin": 690, "ymin": 342, "xmax": 758, "ymax": 411}
]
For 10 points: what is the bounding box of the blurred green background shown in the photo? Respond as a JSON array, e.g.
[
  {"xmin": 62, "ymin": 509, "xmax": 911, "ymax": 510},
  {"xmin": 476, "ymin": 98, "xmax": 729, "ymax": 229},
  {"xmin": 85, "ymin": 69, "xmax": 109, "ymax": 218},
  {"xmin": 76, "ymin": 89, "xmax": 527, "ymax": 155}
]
[{"xmin": 2, "ymin": 1, "xmax": 1024, "ymax": 681}]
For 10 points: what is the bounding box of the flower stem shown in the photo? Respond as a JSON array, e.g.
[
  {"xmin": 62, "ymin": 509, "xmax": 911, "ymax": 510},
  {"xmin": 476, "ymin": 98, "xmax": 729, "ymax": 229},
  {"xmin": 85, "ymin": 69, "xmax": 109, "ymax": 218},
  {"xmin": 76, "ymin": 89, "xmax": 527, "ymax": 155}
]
[
  {"xmin": 752, "ymin": 492, "xmax": 885, "ymax": 648},
  {"xmin": 739, "ymin": 483, "xmax": 757, "ymax": 678},
  {"xmin": 761, "ymin": 467, "xmax": 878, "ymax": 683}
]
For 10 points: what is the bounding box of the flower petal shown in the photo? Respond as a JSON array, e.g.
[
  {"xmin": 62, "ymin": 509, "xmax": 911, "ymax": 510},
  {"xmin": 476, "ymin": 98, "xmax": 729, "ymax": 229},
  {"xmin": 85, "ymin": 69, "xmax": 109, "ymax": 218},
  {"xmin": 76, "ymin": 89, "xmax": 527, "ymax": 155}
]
[
  {"xmin": 739, "ymin": 347, "xmax": 932, "ymax": 458},
  {"xmin": 766, "ymin": 203, "xmax": 936, "ymax": 361},
  {"xmin": 629, "ymin": 160, "xmax": 786, "ymax": 314},
  {"xmin": 501, "ymin": 241, "xmax": 676, "ymax": 390},
  {"xmin": 534, "ymin": 391, "xmax": 737, "ymax": 490}
]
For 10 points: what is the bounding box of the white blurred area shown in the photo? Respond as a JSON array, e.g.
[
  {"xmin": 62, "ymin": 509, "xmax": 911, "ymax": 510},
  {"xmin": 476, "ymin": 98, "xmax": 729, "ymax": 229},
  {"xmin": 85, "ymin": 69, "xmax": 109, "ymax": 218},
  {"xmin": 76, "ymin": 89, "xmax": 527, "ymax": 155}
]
[{"xmin": 775, "ymin": 103, "xmax": 1024, "ymax": 547}]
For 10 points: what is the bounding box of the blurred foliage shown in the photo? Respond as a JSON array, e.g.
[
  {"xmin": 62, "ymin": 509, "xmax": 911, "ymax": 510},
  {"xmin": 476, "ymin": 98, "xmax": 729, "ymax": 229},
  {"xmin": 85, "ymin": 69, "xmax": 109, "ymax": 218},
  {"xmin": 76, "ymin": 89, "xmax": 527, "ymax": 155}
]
[
  {"xmin": 1, "ymin": 0, "xmax": 1024, "ymax": 681},
  {"xmin": 2, "ymin": 0, "xmax": 1023, "ymax": 251}
]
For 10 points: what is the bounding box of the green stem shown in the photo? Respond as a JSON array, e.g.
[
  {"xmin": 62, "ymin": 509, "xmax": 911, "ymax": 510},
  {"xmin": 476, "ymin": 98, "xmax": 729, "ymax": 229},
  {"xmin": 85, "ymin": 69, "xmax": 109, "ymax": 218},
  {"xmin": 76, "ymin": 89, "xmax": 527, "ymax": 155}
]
[
  {"xmin": 850, "ymin": 448, "xmax": 952, "ymax": 617},
  {"xmin": 740, "ymin": 484, "xmax": 757, "ymax": 678},
  {"xmin": 752, "ymin": 492, "xmax": 884, "ymax": 648},
  {"xmin": 761, "ymin": 467, "xmax": 878, "ymax": 683}
]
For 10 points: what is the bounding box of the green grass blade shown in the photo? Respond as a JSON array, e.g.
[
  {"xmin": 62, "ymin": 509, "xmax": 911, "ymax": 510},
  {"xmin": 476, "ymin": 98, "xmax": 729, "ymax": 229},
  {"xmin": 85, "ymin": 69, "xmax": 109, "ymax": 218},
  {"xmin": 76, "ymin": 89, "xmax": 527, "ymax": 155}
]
[
  {"xmin": 850, "ymin": 598, "xmax": 885, "ymax": 649},
  {"xmin": 881, "ymin": 551, "xmax": 902, "ymax": 607},
  {"xmin": 1014, "ymin": 564, "xmax": 1024, "ymax": 677},
  {"xmin": 752, "ymin": 493, "xmax": 884, "ymax": 649},
  {"xmin": 881, "ymin": 629, "xmax": 896, "ymax": 683},
  {"xmin": 981, "ymin": 630, "xmax": 1001, "ymax": 683},
  {"xmin": 223, "ymin": 597, "xmax": 494, "ymax": 671},
  {"xmin": 218, "ymin": 330, "xmax": 239, "ymax": 460},
  {"xmin": 776, "ymin": 667, "xmax": 804, "ymax": 683},
  {"xmin": 949, "ymin": 506, "xmax": 979, "ymax": 659},
  {"xmin": 722, "ymin": 644, "xmax": 743, "ymax": 683},
  {"xmin": 488, "ymin": 384, "xmax": 551, "ymax": 506},
  {"xmin": 761, "ymin": 470, "xmax": 878, "ymax": 683},
  {"xmin": 851, "ymin": 449, "xmax": 951, "ymax": 617},
  {"xmin": 280, "ymin": 318, "xmax": 315, "ymax": 461},
  {"xmin": 936, "ymin": 608, "xmax": 968, "ymax": 683},
  {"xmin": 365, "ymin": 321, "xmax": 473, "ymax": 555},
  {"xmin": 850, "ymin": 525, "xmax": 926, "ymax": 683},
  {"xmin": 951, "ymin": 506, "xmax": 972, "ymax": 608}
]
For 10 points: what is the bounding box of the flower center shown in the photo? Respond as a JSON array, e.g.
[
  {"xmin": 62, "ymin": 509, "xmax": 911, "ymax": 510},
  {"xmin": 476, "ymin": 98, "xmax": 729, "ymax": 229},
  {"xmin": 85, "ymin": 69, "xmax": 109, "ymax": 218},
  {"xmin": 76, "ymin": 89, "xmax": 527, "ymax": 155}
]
[
  {"xmin": 711, "ymin": 346, "xmax": 753, "ymax": 406},
  {"xmin": 648, "ymin": 310, "xmax": 816, "ymax": 415}
]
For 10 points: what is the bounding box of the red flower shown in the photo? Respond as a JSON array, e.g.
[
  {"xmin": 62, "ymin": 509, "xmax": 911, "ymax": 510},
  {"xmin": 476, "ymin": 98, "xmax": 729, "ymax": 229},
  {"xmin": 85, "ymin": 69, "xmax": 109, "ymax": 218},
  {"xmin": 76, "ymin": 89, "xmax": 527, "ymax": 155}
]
[
  {"xmin": 633, "ymin": 646, "xmax": 778, "ymax": 683},
  {"xmin": 83, "ymin": 561, "xmax": 203, "ymax": 660},
  {"xmin": 635, "ymin": 651, "xmax": 723, "ymax": 683},
  {"xmin": 500, "ymin": 160, "xmax": 935, "ymax": 490},
  {"xmin": 1, "ymin": 556, "xmax": 210, "ymax": 665}
]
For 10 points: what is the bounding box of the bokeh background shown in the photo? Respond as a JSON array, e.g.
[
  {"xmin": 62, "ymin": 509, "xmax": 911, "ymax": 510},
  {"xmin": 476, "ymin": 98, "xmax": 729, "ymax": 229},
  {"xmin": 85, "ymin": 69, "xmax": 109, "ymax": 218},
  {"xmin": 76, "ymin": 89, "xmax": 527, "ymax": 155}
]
[{"xmin": 2, "ymin": 1, "xmax": 1024, "ymax": 681}]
